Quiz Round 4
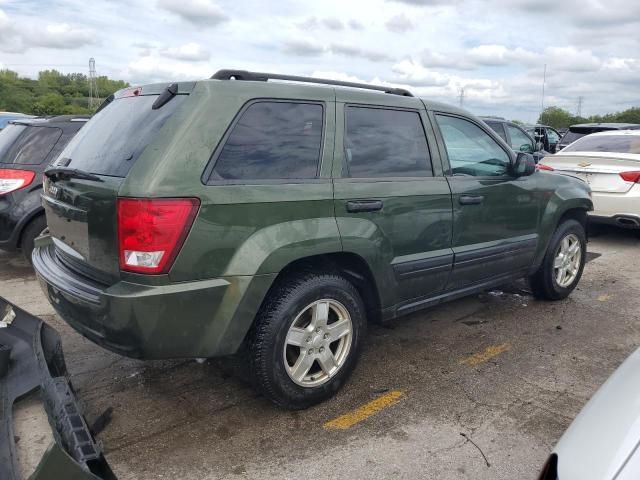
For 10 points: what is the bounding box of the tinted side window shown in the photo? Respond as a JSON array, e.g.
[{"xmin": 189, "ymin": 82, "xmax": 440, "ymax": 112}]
[
  {"xmin": 435, "ymin": 115, "xmax": 510, "ymax": 177},
  {"xmin": 2, "ymin": 126, "xmax": 62, "ymax": 165},
  {"xmin": 507, "ymin": 125, "xmax": 534, "ymax": 152},
  {"xmin": 486, "ymin": 121, "xmax": 507, "ymax": 142},
  {"xmin": 345, "ymin": 107, "xmax": 432, "ymax": 178},
  {"xmin": 210, "ymin": 102, "xmax": 323, "ymax": 181}
]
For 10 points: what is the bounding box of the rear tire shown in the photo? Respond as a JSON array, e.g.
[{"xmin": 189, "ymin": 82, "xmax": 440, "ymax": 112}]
[
  {"xmin": 21, "ymin": 215, "xmax": 47, "ymax": 264},
  {"xmin": 248, "ymin": 272, "xmax": 366, "ymax": 409},
  {"xmin": 529, "ymin": 219, "xmax": 586, "ymax": 300}
]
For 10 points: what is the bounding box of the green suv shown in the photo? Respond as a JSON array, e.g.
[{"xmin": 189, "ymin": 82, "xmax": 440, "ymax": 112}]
[{"xmin": 33, "ymin": 70, "xmax": 592, "ymax": 409}]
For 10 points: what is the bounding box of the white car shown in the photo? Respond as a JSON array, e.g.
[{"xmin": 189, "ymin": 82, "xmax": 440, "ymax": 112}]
[
  {"xmin": 538, "ymin": 348, "xmax": 640, "ymax": 480},
  {"xmin": 540, "ymin": 130, "xmax": 640, "ymax": 230}
]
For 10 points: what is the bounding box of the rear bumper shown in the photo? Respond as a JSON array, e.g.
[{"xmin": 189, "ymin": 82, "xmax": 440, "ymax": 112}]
[
  {"xmin": 589, "ymin": 187, "xmax": 640, "ymax": 229},
  {"xmin": 0, "ymin": 297, "xmax": 114, "ymax": 480},
  {"xmin": 32, "ymin": 241, "xmax": 275, "ymax": 359}
]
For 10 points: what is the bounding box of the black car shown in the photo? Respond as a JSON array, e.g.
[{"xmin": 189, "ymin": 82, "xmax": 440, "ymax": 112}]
[
  {"xmin": 0, "ymin": 115, "xmax": 88, "ymax": 261},
  {"xmin": 557, "ymin": 123, "xmax": 640, "ymax": 151},
  {"xmin": 481, "ymin": 117, "xmax": 546, "ymax": 162}
]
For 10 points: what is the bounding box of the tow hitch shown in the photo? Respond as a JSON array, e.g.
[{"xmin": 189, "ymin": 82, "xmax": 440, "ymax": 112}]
[{"xmin": 0, "ymin": 297, "xmax": 115, "ymax": 480}]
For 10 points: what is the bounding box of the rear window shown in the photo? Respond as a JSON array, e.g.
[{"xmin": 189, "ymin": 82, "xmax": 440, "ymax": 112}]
[
  {"xmin": 0, "ymin": 124, "xmax": 62, "ymax": 165},
  {"xmin": 563, "ymin": 135, "xmax": 640, "ymax": 154},
  {"xmin": 60, "ymin": 94, "xmax": 186, "ymax": 177},
  {"xmin": 208, "ymin": 101, "xmax": 324, "ymax": 182},
  {"xmin": 561, "ymin": 131, "xmax": 585, "ymax": 146}
]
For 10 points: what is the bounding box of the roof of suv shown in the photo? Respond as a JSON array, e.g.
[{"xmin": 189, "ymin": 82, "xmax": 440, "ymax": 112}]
[{"xmin": 207, "ymin": 69, "xmax": 469, "ymax": 117}]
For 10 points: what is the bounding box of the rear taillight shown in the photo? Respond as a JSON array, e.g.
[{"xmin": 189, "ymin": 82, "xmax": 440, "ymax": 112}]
[
  {"xmin": 117, "ymin": 197, "xmax": 200, "ymax": 274},
  {"xmin": 620, "ymin": 171, "xmax": 640, "ymax": 183},
  {"xmin": 536, "ymin": 164, "xmax": 554, "ymax": 171},
  {"xmin": 0, "ymin": 169, "xmax": 36, "ymax": 195}
]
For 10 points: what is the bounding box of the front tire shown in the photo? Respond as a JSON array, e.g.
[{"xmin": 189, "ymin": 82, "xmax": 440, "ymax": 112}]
[
  {"xmin": 529, "ymin": 219, "xmax": 586, "ymax": 300},
  {"xmin": 248, "ymin": 272, "xmax": 366, "ymax": 409}
]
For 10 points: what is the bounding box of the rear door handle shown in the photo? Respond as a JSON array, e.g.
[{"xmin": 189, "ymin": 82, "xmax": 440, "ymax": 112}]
[
  {"xmin": 459, "ymin": 195, "xmax": 484, "ymax": 205},
  {"xmin": 346, "ymin": 200, "xmax": 383, "ymax": 213}
]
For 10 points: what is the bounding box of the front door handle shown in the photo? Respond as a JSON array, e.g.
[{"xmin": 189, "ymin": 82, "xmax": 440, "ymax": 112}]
[
  {"xmin": 346, "ymin": 200, "xmax": 383, "ymax": 213},
  {"xmin": 459, "ymin": 195, "xmax": 484, "ymax": 205}
]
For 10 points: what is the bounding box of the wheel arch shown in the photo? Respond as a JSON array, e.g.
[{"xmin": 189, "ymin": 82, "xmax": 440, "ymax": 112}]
[
  {"xmin": 530, "ymin": 197, "xmax": 592, "ymax": 275},
  {"xmin": 264, "ymin": 252, "xmax": 383, "ymax": 324}
]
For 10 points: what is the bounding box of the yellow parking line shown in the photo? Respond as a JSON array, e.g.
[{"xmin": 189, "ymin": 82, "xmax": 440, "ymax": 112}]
[
  {"xmin": 461, "ymin": 343, "xmax": 511, "ymax": 366},
  {"xmin": 324, "ymin": 390, "xmax": 405, "ymax": 430}
]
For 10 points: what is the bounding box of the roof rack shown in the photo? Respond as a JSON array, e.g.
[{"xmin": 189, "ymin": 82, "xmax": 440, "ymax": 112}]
[{"xmin": 211, "ymin": 69, "xmax": 413, "ymax": 97}]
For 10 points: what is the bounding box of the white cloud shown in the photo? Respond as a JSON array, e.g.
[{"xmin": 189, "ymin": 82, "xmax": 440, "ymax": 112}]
[
  {"xmin": 157, "ymin": 0, "xmax": 228, "ymax": 26},
  {"xmin": 31, "ymin": 24, "xmax": 97, "ymax": 49},
  {"xmin": 282, "ymin": 39, "xmax": 325, "ymax": 56},
  {"xmin": 121, "ymin": 56, "xmax": 212, "ymax": 84},
  {"xmin": 0, "ymin": 11, "xmax": 96, "ymax": 53},
  {"xmin": 161, "ymin": 42, "xmax": 210, "ymax": 61},
  {"xmin": 385, "ymin": 14, "xmax": 414, "ymax": 33}
]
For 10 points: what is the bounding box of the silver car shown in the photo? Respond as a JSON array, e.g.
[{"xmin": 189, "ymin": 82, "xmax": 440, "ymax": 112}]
[
  {"xmin": 540, "ymin": 130, "xmax": 640, "ymax": 230},
  {"xmin": 538, "ymin": 348, "xmax": 640, "ymax": 479}
]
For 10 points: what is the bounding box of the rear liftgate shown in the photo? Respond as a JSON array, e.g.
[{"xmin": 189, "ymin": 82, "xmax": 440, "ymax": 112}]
[{"xmin": 0, "ymin": 296, "xmax": 115, "ymax": 480}]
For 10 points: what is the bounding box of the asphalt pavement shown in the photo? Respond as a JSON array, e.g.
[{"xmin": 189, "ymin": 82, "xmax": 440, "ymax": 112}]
[{"xmin": 2, "ymin": 226, "xmax": 638, "ymax": 480}]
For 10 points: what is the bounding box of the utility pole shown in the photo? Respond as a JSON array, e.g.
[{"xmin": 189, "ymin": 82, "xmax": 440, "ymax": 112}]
[
  {"xmin": 88, "ymin": 58, "xmax": 99, "ymax": 110},
  {"xmin": 576, "ymin": 96, "xmax": 583, "ymax": 118},
  {"xmin": 458, "ymin": 87, "xmax": 465, "ymax": 108},
  {"xmin": 540, "ymin": 63, "xmax": 547, "ymax": 116}
]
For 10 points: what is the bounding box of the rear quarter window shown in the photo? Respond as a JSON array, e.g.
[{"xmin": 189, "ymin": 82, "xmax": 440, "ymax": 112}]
[{"xmin": 207, "ymin": 101, "xmax": 324, "ymax": 182}]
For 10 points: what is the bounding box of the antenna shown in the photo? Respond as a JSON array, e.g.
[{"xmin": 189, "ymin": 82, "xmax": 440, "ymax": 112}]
[
  {"xmin": 576, "ymin": 96, "xmax": 583, "ymax": 117},
  {"xmin": 540, "ymin": 63, "xmax": 547, "ymax": 115},
  {"xmin": 88, "ymin": 58, "xmax": 99, "ymax": 110},
  {"xmin": 458, "ymin": 87, "xmax": 465, "ymax": 108}
]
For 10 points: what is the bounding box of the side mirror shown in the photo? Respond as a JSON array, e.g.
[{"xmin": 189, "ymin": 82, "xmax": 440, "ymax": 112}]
[
  {"xmin": 512, "ymin": 152, "xmax": 536, "ymax": 177},
  {"xmin": 519, "ymin": 143, "xmax": 534, "ymax": 154}
]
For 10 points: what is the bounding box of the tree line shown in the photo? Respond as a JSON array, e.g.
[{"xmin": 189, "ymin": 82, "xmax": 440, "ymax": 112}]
[
  {"xmin": 0, "ymin": 69, "xmax": 129, "ymax": 116},
  {"xmin": 538, "ymin": 105, "xmax": 640, "ymax": 129}
]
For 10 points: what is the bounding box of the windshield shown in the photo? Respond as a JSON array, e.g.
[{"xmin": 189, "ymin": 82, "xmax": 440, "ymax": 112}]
[
  {"xmin": 60, "ymin": 94, "xmax": 187, "ymax": 177},
  {"xmin": 563, "ymin": 135, "xmax": 640, "ymax": 154}
]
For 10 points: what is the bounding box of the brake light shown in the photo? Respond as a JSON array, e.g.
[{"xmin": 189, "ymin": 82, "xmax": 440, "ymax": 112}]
[
  {"xmin": 620, "ymin": 171, "xmax": 640, "ymax": 183},
  {"xmin": 117, "ymin": 197, "xmax": 200, "ymax": 274},
  {"xmin": 536, "ymin": 164, "xmax": 554, "ymax": 171},
  {"xmin": 0, "ymin": 169, "xmax": 36, "ymax": 195},
  {"xmin": 120, "ymin": 86, "xmax": 142, "ymax": 97}
]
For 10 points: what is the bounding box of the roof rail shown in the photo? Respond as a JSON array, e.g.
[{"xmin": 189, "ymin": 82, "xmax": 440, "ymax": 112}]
[{"xmin": 211, "ymin": 69, "xmax": 413, "ymax": 97}]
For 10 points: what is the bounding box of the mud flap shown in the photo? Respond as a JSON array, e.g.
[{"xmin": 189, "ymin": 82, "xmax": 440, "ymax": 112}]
[{"xmin": 0, "ymin": 296, "xmax": 115, "ymax": 480}]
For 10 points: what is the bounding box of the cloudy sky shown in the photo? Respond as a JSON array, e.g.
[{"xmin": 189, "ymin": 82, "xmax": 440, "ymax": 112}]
[{"xmin": 1, "ymin": 0, "xmax": 639, "ymax": 122}]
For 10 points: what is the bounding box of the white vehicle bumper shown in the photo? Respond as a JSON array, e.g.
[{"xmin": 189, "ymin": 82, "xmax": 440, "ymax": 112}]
[{"xmin": 589, "ymin": 184, "xmax": 640, "ymax": 229}]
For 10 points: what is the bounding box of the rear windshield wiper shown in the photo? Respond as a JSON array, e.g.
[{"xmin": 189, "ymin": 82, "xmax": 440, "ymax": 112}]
[{"xmin": 44, "ymin": 167, "xmax": 103, "ymax": 182}]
